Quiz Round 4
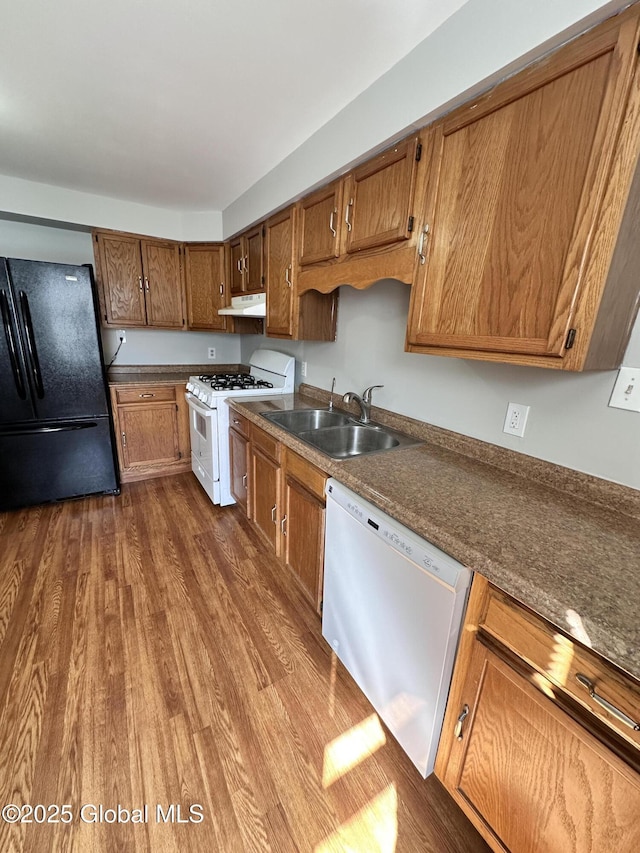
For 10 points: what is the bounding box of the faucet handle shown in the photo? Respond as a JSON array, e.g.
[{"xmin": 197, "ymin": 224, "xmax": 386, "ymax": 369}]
[{"xmin": 362, "ymin": 385, "xmax": 383, "ymax": 403}]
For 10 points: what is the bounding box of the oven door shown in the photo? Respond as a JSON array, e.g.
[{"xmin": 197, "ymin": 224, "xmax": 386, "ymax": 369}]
[{"xmin": 185, "ymin": 393, "xmax": 219, "ymax": 482}]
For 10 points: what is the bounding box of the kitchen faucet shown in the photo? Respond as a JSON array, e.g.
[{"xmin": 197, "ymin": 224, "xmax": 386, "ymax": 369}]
[{"xmin": 342, "ymin": 385, "xmax": 383, "ymax": 424}]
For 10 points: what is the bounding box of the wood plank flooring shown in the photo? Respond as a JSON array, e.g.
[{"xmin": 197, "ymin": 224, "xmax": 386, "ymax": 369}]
[{"xmin": 0, "ymin": 473, "xmax": 489, "ymax": 853}]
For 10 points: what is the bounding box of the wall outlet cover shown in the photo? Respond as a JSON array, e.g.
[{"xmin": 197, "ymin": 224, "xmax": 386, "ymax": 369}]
[
  {"xmin": 503, "ymin": 402, "xmax": 530, "ymax": 437},
  {"xmin": 116, "ymin": 329, "xmax": 126, "ymax": 343},
  {"xmin": 208, "ymin": 347, "xmax": 216, "ymax": 359}
]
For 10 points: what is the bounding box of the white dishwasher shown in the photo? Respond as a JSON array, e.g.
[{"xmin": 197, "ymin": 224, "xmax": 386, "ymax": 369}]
[{"xmin": 322, "ymin": 478, "xmax": 471, "ymax": 777}]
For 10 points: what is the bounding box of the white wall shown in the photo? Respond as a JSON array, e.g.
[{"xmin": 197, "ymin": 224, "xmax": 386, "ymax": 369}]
[
  {"xmin": 242, "ymin": 284, "xmax": 640, "ymax": 489},
  {"xmin": 0, "ymin": 217, "xmax": 240, "ymax": 365},
  {"xmin": 0, "ymin": 175, "xmax": 223, "ymax": 241}
]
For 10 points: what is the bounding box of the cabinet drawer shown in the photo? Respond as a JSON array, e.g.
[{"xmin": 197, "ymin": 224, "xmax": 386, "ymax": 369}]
[
  {"xmin": 229, "ymin": 411, "xmax": 250, "ymax": 438},
  {"xmin": 115, "ymin": 385, "xmax": 177, "ymax": 405},
  {"xmin": 284, "ymin": 448, "xmax": 327, "ymax": 502},
  {"xmin": 250, "ymin": 423, "xmax": 280, "ymax": 462},
  {"xmin": 482, "ymin": 586, "xmax": 640, "ymax": 751}
]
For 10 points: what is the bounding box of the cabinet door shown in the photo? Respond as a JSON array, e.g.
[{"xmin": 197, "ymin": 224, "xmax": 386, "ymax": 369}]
[
  {"xmin": 298, "ymin": 181, "xmax": 343, "ymax": 265},
  {"xmin": 244, "ymin": 225, "xmax": 264, "ymax": 292},
  {"xmin": 229, "ymin": 427, "xmax": 249, "ymax": 515},
  {"xmin": 184, "ymin": 244, "xmax": 227, "ymax": 331},
  {"xmin": 343, "ymin": 136, "xmax": 421, "ymax": 254},
  {"xmin": 250, "ymin": 446, "xmax": 280, "ymax": 553},
  {"xmin": 442, "ymin": 639, "xmax": 640, "ymax": 853},
  {"xmin": 229, "ymin": 238, "xmax": 244, "ymax": 295},
  {"xmin": 97, "ymin": 233, "xmax": 146, "ymax": 325},
  {"xmin": 283, "ymin": 475, "xmax": 325, "ymax": 612},
  {"xmin": 119, "ymin": 403, "xmax": 181, "ymax": 469},
  {"xmin": 407, "ymin": 16, "xmax": 640, "ymax": 361},
  {"xmin": 141, "ymin": 240, "xmax": 184, "ymax": 328},
  {"xmin": 265, "ymin": 207, "xmax": 295, "ymax": 338}
]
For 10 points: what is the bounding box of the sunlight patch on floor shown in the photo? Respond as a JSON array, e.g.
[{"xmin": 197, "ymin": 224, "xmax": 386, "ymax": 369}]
[
  {"xmin": 314, "ymin": 783, "xmax": 398, "ymax": 853},
  {"xmin": 322, "ymin": 714, "xmax": 386, "ymax": 788}
]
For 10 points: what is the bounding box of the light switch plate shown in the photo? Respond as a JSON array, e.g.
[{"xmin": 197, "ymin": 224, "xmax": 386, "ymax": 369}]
[{"xmin": 609, "ymin": 366, "xmax": 640, "ymax": 412}]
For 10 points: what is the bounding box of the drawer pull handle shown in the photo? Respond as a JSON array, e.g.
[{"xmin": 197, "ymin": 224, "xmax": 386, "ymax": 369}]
[
  {"xmin": 139, "ymin": 393, "xmax": 156, "ymax": 398},
  {"xmin": 242, "ymin": 474, "xmax": 247, "ymax": 489},
  {"xmin": 281, "ymin": 515, "xmax": 287, "ymax": 535},
  {"xmin": 271, "ymin": 505, "xmax": 277, "ymax": 523},
  {"xmin": 454, "ymin": 704, "xmax": 469, "ymax": 740},
  {"xmin": 576, "ymin": 674, "xmax": 640, "ymax": 731},
  {"xmin": 233, "ymin": 418, "xmax": 241, "ymax": 425}
]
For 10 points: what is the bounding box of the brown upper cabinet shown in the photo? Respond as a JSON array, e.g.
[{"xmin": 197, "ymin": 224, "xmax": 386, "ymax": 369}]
[
  {"xmin": 265, "ymin": 206, "xmax": 338, "ymax": 341},
  {"xmin": 406, "ymin": 7, "xmax": 640, "ymax": 371},
  {"xmin": 184, "ymin": 243, "xmax": 227, "ymax": 332},
  {"xmin": 296, "ymin": 134, "xmax": 430, "ymax": 294},
  {"xmin": 94, "ymin": 230, "xmax": 185, "ymax": 328},
  {"xmin": 228, "ymin": 223, "xmax": 264, "ymax": 295}
]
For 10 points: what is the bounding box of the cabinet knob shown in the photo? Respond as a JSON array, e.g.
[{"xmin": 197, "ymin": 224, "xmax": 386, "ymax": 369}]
[{"xmin": 121, "ymin": 431, "xmax": 127, "ymax": 447}]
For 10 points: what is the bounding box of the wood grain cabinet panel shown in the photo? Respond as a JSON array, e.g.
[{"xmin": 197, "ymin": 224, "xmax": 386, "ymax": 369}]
[
  {"xmin": 229, "ymin": 425, "xmax": 249, "ymax": 515},
  {"xmin": 94, "ymin": 230, "xmax": 185, "ymax": 329},
  {"xmin": 184, "ymin": 243, "xmax": 227, "ymax": 331},
  {"xmin": 250, "ymin": 445, "xmax": 281, "ymax": 554},
  {"xmin": 227, "ymin": 226, "xmax": 264, "ymax": 295},
  {"xmin": 343, "ymin": 136, "xmax": 421, "ymax": 254},
  {"xmin": 110, "ymin": 383, "xmax": 190, "ymax": 483},
  {"xmin": 265, "ymin": 207, "xmax": 295, "ymax": 338},
  {"xmin": 296, "ymin": 133, "xmax": 429, "ymax": 295},
  {"xmin": 299, "ymin": 181, "xmax": 343, "ymax": 266},
  {"xmin": 436, "ymin": 576, "xmax": 640, "ymax": 853},
  {"xmin": 140, "ymin": 240, "xmax": 184, "ymax": 327},
  {"xmin": 282, "ymin": 451, "xmax": 326, "ymax": 613},
  {"xmin": 407, "ymin": 8, "xmax": 640, "ymax": 370},
  {"xmin": 265, "ymin": 206, "xmax": 338, "ymax": 341},
  {"xmin": 95, "ymin": 233, "xmax": 146, "ymax": 325}
]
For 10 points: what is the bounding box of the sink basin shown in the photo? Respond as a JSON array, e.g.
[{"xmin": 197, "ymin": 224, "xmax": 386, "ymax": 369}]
[
  {"xmin": 262, "ymin": 408, "xmax": 351, "ymax": 432},
  {"xmin": 298, "ymin": 424, "xmax": 401, "ymax": 458},
  {"xmin": 260, "ymin": 407, "xmax": 422, "ymax": 459}
]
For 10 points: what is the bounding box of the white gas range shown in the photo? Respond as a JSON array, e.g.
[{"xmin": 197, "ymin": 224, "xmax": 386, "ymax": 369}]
[{"xmin": 185, "ymin": 349, "xmax": 295, "ymax": 506}]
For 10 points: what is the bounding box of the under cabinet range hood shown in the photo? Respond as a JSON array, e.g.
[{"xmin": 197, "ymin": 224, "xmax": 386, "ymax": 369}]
[{"xmin": 218, "ymin": 293, "xmax": 266, "ymax": 317}]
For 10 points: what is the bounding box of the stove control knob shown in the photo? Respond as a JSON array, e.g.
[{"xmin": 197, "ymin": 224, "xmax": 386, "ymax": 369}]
[
  {"xmin": 197, "ymin": 390, "xmax": 206, "ymax": 401},
  {"xmin": 186, "ymin": 382, "xmax": 194, "ymax": 393}
]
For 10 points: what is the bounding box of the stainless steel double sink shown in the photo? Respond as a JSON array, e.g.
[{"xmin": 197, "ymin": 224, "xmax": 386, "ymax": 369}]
[{"xmin": 260, "ymin": 408, "xmax": 422, "ymax": 459}]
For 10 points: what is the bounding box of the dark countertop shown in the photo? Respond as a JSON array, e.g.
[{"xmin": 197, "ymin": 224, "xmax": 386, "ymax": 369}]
[
  {"xmin": 108, "ymin": 364, "xmax": 247, "ymax": 386},
  {"xmin": 229, "ymin": 390, "xmax": 640, "ymax": 683}
]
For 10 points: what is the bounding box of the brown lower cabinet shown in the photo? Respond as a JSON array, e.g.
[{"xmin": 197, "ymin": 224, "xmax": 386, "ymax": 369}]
[
  {"xmin": 241, "ymin": 420, "xmax": 327, "ymax": 614},
  {"xmin": 229, "ymin": 412, "xmax": 250, "ymax": 515},
  {"xmin": 436, "ymin": 575, "xmax": 640, "ymax": 852},
  {"xmin": 109, "ymin": 383, "xmax": 190, "ymax": 483}
]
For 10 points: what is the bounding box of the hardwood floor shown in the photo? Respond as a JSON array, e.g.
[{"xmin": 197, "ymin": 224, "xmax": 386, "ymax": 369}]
[{"xmin": 0, "ymin": 474, "xmax": 489, "ymax": 853}]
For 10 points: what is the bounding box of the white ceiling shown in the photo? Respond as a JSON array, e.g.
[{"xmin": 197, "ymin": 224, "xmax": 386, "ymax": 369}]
[{"xmin": 1, "ymin": 0, "xmax": 467, "ymax": 213}]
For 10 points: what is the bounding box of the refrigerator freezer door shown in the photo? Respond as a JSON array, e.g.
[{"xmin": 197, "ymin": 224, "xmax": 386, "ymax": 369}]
[
  {"xmin": 0, "ymin": 266, "xmax": 35, "ymax": 422},
  {"xmin": 0, "ymin": 417, "xmax": 119, "ymax": 511},
  {"xmin": 6, "ymin": 260, "xmax": 110, "ymax": 421}
]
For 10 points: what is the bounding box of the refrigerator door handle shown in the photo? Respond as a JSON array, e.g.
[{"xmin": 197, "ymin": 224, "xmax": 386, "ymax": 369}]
[
  {"xmin": 0, "ymin": 421, "xmax": 98, "ymax": 437},
  {"xmin": 1, "ymin": 289, "xmax": 27, "ymax": 400},
  {"xmin": 18, "ymin": 290, "xmax": 45, "ymax": 399}
]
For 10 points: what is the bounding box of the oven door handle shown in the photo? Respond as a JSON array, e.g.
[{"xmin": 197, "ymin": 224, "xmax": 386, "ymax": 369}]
[{"xmin": 185, "ymin": 393, "xmax": 217, "ymax": 417}]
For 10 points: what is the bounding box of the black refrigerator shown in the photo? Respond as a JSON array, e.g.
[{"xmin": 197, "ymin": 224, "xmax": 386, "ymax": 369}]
[{"xmin": 0, "ymin": 258, "xmax": 120, "ymax": 511}]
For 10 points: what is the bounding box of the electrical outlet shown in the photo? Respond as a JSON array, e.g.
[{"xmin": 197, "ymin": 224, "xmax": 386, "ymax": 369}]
[
  {"xmin": 301, "ymin": 361, "xmax": 307, "ymax": 377},
  {"xmin": 503, "ymin": 402, "xmax": 530, "ymax": 437},
  {"xmin": 116, "ymin": 329, "xmax": 126, "ymax": 343},
  {"xmin": 208, "ymin": 347, "xmax": 216, "ymax": 360},
  {"xmin": 609, "ymin": 366, "xmax": 640, "ymax": 412}
]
